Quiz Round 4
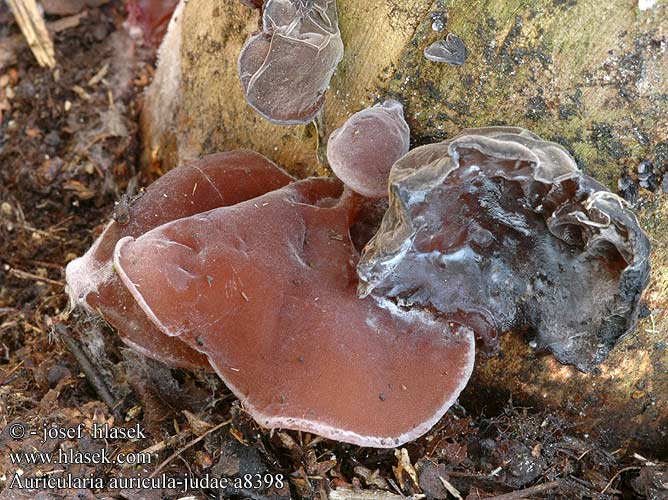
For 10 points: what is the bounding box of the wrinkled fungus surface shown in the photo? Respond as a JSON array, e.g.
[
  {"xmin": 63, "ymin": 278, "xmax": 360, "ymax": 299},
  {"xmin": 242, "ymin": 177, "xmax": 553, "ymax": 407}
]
[
  {"xmin": 424, "ymin": 33, "xmax": 467, "ymax": 66},
  {"xmin": 113, "ymin": 178, "xmax": 475, "ymax": 447},
  {"xmin": 327, "ymin": 100, "xmax": 411, "ymax": 198},
  {"xmin": 238, "ymin": 0, "xmax": 344, "ymax": 125},
  {"xmin": 66, "ymin": 151, "xmax": 294, "ymax": 370},
  {"xmin": 358, "ymin": 127, "xmax": 651, "ymax": 372}
]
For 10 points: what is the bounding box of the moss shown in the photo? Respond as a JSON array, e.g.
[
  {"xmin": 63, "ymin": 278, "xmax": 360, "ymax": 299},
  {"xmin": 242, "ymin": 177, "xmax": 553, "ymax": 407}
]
[{"xmin": 371, "ymin": 0, "xmax": 667, "ymax": 193}]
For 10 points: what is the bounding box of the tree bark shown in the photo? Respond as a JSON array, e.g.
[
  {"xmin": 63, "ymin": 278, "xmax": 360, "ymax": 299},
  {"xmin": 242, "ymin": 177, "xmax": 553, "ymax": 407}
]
[{"xmin": 140, "ymin": 0, "xmax": 668, "ymax": 453}]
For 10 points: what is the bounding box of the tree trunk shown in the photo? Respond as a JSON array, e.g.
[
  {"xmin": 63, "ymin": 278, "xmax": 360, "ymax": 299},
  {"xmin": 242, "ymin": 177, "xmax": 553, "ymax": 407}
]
[{"xmin": 140, "ymin": 0, "xmax": 668, "ymax": 453}]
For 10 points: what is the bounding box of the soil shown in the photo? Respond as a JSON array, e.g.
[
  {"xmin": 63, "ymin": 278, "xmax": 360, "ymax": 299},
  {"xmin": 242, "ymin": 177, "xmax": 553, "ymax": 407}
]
[{"xmin": 0, "ymin": 2, "xmax": 667, "ymax": 499}]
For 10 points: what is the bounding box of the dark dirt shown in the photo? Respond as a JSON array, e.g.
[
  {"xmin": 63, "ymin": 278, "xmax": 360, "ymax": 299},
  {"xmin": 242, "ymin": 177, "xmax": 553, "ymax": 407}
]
[{"xmin": 1, "ymin": 2, "xmax": 667, "ymax": 499}]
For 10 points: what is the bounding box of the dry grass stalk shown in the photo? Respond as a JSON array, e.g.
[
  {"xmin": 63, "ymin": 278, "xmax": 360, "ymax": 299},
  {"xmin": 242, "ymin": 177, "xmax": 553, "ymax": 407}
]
[{"xmin": 6, "ymin": 0, "xmax": 56, "ymax": 68}]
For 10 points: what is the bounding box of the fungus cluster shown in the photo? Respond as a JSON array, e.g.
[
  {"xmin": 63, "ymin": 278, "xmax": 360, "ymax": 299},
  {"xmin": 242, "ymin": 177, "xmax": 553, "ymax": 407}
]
[
  {"xmin": 66, "ymin": 151, "xmax": 294, "ymax": 370},
  {"xmin": 67, "ymin": 147, "xmax": 474, "ymax": 448},
  {"xmin": 238, "ymin": 0, "xmax": 344, "ymax": 124},
  {"xmin": 66, "ymin": 125, "xmax": 650, "ymax": 447}
]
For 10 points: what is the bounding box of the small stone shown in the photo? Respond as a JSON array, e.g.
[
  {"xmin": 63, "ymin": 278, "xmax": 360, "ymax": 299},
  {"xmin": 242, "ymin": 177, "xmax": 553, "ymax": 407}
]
[
  {"xmin": 17, "ymin": 81, "xmax": 35, "ymax": 99},
  {"xmin": 92, "ymin": 24, "xmax": 109, "ymax": 42},
  {"xmin": 46, "ymin": 364, "xmax": 72, "ymax": 387},
  {"xmin": 44, "ymin": 131, "xmax": 61, "ymax": 147},
  {"xmin": 65, "ymin": 252, "xmax": 78, "ymax": 262},
  {"xmin": 638, "ymin": 160, "xmax": 652, "ymax": 175}
]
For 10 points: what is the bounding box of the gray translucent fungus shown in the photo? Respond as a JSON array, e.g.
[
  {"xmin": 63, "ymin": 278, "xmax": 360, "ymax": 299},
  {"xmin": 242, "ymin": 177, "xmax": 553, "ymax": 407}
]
[
  {"xmin": 358, "ymin": 127, "xmax": 651, "ymax": 372},
  {"xmin": 238, "ymin": 0, "xmax": 344, "ymax": 125},
  {"xmin": 424, "ymin": 33, "xmax": 467, "ymax": 66},
  {"xmin": 430, "ymin": 12, "xmax": 447, "ymax": 33},
  {"xmin": 326, "ymin": 100, "xmax": 411, "ymax": 198}
]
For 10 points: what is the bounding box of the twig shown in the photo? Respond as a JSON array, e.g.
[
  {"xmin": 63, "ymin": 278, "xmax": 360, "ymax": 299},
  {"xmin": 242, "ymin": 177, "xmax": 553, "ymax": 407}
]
[
  {"xmin": 601, "ymin": 466, "xmax": 640, "ymax": 495},
  {"xmin": 139, "ymin": 429, "xmax": 192, "ymax": 456},
  {"xmin": 439, "ymin": 474, "xmax": 462, "ymax": 499},
  {"xmin": 8, "ymin": 268, "xmax": 64, "ymax": 287},
  {"xmin": 482, "ymin": 480, "xmax": 561, "ymax": 500},
  {"xmin": 28, "ymin": 260, "xmax": 65, "ymax": 270},
  {"xmin": 149, "ymin": 419, "xmax": 231, "ymax": 478},
  {"xmin": 48, "ymin": 10, "xmax": 88, "ymax": 32},
  {"xmin": 1, "ymin": 11, "xmax": 85, "ymax": 69},
  {"xmin": 633, "ymin": 453, "xmax": 657, "ymax": 467},
  {"xmin": 121, "ymin": 429, "xmax": 193, "ymax": 469},
  {"xmin": 330, "ymin": 489, "xmax": 425, "ymax": 500},
  {"xmin": 54, "ymin": 323, "xmax": 120, "ymax": 417},
  {"xmin": 0, "ymin": 360, "xmax": 25, "ymax": 386},
  {"xmin": 5, "ymin": 0, "xmax": 56, "ymax": 68}
]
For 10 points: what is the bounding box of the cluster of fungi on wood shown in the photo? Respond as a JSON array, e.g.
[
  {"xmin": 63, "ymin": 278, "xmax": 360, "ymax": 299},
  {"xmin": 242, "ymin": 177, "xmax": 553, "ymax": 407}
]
[
  {"xmin": 66, "ymin": 125, "xmax": 650, "ymax": 446},
  {"xmin": 69, "ymin": 0, "xmax": 651, "ymax": 447}
]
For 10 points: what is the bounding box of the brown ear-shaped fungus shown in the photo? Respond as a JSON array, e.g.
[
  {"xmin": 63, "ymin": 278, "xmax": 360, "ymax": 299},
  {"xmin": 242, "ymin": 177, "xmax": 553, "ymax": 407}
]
[
  {"xmin": 65, "ymin": 151, "xmax": 294, "ymax": 370},
  {"xmin": 327, "ymin": 100, "xmax": 411, "ymax": 198},
  {"xmin": 238, "ymin": 0, "xmax": 344, "ymax": 125},
  {"xmin": 113, "ymin": 178, "xmax": 474, "ymax": 447},
  {"xmin": 358, "ymin": 127, "xmax": 651, "ymax": 372}
]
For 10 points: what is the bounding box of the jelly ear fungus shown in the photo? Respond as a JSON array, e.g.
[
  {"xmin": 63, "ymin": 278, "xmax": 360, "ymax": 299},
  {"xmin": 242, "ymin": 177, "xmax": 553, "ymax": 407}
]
[
  {"xmin": 112, "ymin": 178, "xmax": 475, "ymax": 447},
  {"xmin": 358, "ymin": 127, "xmax": 651, "ymax": 372},
  {"xmin": 65, "ymin": 151, "xmax": 294, "ymax": 370},
  {"xmin": 238, "ymin": 0, "xmax": 344, "ymax": 125},
  {"xmin": 326, "ymin": 100, "xmax": 411, "ymax": 198}
]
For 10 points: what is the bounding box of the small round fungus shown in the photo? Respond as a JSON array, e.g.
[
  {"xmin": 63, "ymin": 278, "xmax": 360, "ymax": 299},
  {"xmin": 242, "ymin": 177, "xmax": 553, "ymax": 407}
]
[
  {"xmin": 65, "ymin": 151, "xmax": 294, "ymax": 370},
  {"xmin": 326, "ymin": 100, "xmax": 410, "ymax": 198},
  {"xmin": 112, "ymin": 178, "xmax": 475, "ymax": 447},
  {"xmin": 358, "ymin": 127, "xmax": 651, "ymax": 371},
  {"xmin": 238, "ymin": 0, "xmax": 344, "ymax": 125}
]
